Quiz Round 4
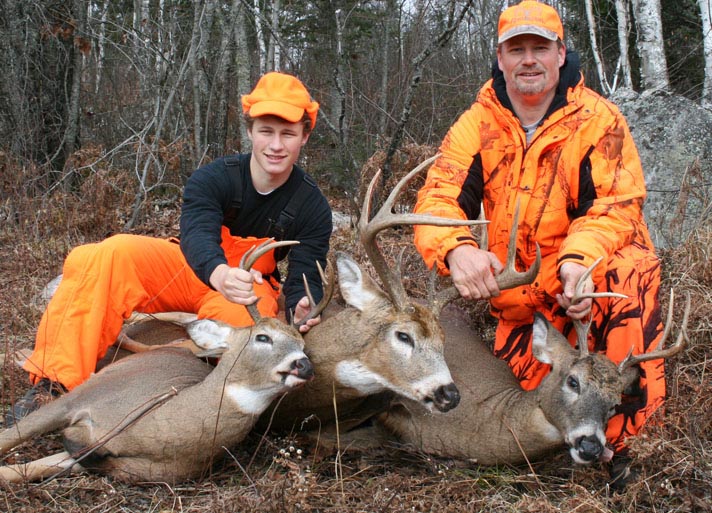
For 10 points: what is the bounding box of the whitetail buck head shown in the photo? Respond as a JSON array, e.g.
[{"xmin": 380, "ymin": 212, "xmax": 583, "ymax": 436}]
[
  {"xmin": 533, "ymin": 260, "xmax": 692, "ymax": 464},
  {"xmin": 346, "ymin": 155, "xmax": 540, "ymax": 412},
  {"xmin": 0, "ymin": 240, "xmax": 316, "ymax": 484}
]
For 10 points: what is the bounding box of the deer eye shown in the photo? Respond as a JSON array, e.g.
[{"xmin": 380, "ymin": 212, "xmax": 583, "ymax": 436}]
[
  {"xmin": 255, "ymin": 334, "xmax": 273, "ymax": 345},
  {"xmin": 396, "ymin": 331, "xmax": 414, "ymax": 347},
  {"xmin": 566, "ymin": 375, "xmax": 580, "ymax": 392}
]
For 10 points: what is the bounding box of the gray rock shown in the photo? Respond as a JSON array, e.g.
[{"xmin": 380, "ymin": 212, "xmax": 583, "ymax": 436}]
[{"xmin": 611, "ymin": 88, "xmax": 712, "ymax": 248}]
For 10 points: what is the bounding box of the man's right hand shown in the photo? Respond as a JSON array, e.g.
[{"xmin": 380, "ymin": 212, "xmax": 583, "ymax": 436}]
[
  {"xmin": 209, "ymin": 264, "xmax": 263, "ymax": 305},
  {"xmin": 445, "ymin": 244, "xmax": 504, "ymax": 300}
]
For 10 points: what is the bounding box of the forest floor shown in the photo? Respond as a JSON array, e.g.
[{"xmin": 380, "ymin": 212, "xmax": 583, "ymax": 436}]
[{"xmin": 0, "ymin": 150, "xmax": 710, "ymax": 512}]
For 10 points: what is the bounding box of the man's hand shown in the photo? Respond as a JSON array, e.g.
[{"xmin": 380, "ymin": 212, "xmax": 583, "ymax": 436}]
[
  {"xmin": 210, "ymin": 263, "xmax": 263, "ymax": 305},
  {"xmin": 445, "ymin": 244, "xmax": 504, "ymax": 300},
  {"xmin": 556, "ymin": 262, "xmax": 592, "ymax": 320},
  {"xmin": 293, "ymin": 296, "xmax": 321, "ymax": 334}
]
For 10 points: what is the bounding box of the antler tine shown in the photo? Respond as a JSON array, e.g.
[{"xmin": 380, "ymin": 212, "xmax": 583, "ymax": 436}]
[
  {"xmin": 494, "ymin": 200, "xmax": 541, "ymax": 290},
  {"xmin": 293, "ymin": 259, "xmax": 335, "ymax": 328},
  {"xmin": 239, "ymin": 239, "xmax": 300, "ymax": 323},
  {"xmin": 571, "ymin": 256, "xmax": 628, "ymax": 357},
  {"xmin": 358, "ymin": 153, "xmax": 488, "ymax": 310},
  {"xmin": 618, "ymin": 289, "xmax": 691, "ymax": 372},
  {"xmin": 428, "ymin": 266, "xmax": 461, "ymax": 318}
]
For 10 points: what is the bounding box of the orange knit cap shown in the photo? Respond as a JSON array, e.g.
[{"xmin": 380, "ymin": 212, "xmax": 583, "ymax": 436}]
[
  {"xmin": 241, "ymin": 72, "xmax": 320, "ymax": 129},
  {"xmin": 498, "ymin": 1, "xmax": 564, "ymax": 44}
]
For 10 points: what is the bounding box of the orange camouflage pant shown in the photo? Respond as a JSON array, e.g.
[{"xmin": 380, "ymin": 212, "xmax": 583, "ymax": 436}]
[
  {"xmin": 493, "ymin": 242, "xmax": 665, "ymax": 451},
  {"xmin": 23, "ymin": 231, "xmax": 280, "ymax": 390}
]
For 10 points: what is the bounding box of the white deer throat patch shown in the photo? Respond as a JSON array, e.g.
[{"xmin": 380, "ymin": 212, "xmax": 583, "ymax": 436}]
[
  {"xmin": 224, "ymin": 384, "xmax": 276, "ymax": 414},
  {"xmin": 335, "ymin": 361, "xmax": 391, "ymax": 395}
]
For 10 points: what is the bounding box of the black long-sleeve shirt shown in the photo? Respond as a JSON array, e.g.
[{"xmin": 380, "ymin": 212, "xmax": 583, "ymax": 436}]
[{"xmin": 180, "ymin": 154, "xmax": 332, "ymax": 316}]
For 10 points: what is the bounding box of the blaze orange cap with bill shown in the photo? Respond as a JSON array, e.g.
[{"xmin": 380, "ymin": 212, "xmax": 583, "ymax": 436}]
[
  {"xmin": 242, "ymin": 72, "xmax": 320, "ymax": 129},
  {"xmin": 498, "ymin": 1, "xmax": 564, "ymax": 44}
]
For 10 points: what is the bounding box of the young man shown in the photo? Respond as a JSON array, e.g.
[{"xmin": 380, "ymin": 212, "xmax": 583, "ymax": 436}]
[
  {"xmin": 9, "ymin": 71, "xmax": 332, "ymax": 424},
  {"xmin": 413, "ymin": 1, "xmax": 663, "ymax": 482}
]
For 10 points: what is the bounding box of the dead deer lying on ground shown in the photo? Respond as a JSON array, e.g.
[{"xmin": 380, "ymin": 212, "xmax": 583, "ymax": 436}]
[
  {"xmin": 0, "ymin": 240, "xmax": 318, "ymax": 484},
  {"xmin": 376, "ymin": 262, "xmax": 690, "ymax": 466}
]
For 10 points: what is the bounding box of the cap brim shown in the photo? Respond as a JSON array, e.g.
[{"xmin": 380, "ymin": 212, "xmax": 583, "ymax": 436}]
[
  {"xmin": 249, "ymin": 101, "xmax": 304, "ymax": 123},
  {"xmin": 498, "ymin": 25, "xmax": 559, "ymax": 44}
]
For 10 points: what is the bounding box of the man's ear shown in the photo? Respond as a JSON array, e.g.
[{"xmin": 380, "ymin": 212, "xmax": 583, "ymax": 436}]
[{"xmin": 558, "ymin": 43, "xmax": 566, "ymax": 67}]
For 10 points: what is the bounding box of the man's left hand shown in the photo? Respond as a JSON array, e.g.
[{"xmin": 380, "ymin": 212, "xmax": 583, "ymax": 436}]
[{"xmin": 556, "ymin": 262, "xmax": 593, "ymax": 320}]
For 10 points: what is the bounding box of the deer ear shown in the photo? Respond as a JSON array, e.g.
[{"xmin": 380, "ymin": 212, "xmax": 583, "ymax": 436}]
[
  {"xmin": 531, "ymin": 313, "xmax": 554, "ymax": 364},
  {"xmin": 336, "ymin": 252, "xmax": 388, "ymax": 311},
  {"xmin": 531, "ymin": 313, "xmax": 572, "ymax": 365},
  {"xmin": 185, "ymin": 319, "xmax": 231, "ymax": 353}
]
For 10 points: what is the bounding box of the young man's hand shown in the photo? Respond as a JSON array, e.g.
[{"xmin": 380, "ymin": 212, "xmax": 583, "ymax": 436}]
[
  {"xmin": 210, "ymin": 264, "xmax": 263, "ymax": 305},
  {"xmin": 293, "ymin": 296, "xmax": 321, "ymax": 333}
]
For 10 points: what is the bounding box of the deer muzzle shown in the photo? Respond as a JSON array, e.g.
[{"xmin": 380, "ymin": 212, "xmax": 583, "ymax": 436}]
[
  {"xmin": 572, "ymin": 434, "xmax": 609, "ymax": 464},
  {"xmin": 283, "ymin": 357, "xmax": 315, "ymax": 387},
  {"xmin": 432, "ymin": 382, "xmax": 461, "ymax": 412}
]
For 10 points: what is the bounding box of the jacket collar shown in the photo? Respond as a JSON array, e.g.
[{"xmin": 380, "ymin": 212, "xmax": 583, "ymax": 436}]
[{"xmin": 491, "ymin": 49, "xmax": 582, "ymax": 122}]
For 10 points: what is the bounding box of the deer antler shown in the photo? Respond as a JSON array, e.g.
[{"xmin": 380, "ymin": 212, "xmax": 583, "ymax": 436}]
[
  {"xmin": 239, "ymin": 238, "xmax": 300, "ymax": 323},
  {"xmin": 293, "ymin": 259, "xmax": 335, "ymax": 328},
  {"xmin": 570, "ymin": 257, "xmax": 628, "ymax": 357},
  {"xmin": 429, "ymin": 200, "xmax": 542, "ymax": 316},
  {"xmin": 359, "ymin": 153, "xmax": 488, "ymax": 310},
  {"xmin": 618, "ymin": 289, "xmax": 691, "ymax": 371}
]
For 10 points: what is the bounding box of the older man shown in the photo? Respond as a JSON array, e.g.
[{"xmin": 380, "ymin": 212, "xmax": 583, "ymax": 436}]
[{"xmin": 414, "ymin": 1, "xmax": 663, "ymax": 486}]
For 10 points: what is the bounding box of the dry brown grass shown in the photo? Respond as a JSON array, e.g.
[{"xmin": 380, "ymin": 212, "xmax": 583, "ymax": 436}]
[{"xmin": 1, "ymin": 150, "xmax": 710, "ymax": 512}]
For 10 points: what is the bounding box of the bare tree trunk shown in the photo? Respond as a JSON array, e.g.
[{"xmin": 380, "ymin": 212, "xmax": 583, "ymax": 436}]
[
  {"xmin": 584, "ymin": 0, "xmax": 611, "ymax": 94},
  {"xmin": 94, "ymin": 0, "xmax": 109, "ymax": 94},
  {"xmin": 267, "ymin": 0, "xmax": 281, "ymax": 70},
  {"xmin": 211, "ymin": 0, "xmax": 242, "ymax": 157},
  {"xmin": 0, "ymin": 0, "xmax": 33, "ymax": 158},
  {"xmin": 614, "ymin": 0, "xmax": 633, "ymax": 90},
  {"xmin": 254, "ymin": 0, "xmax": 267, "ymax": 73},
  {"xmin": 630, "ymin": 0, "xmax": 670, "ymax": 91},
  {"xmin": 700, "ymin": 0, "xmax": 712, "ymax": 107},
  {"xmin": 234, "ymin": 2, "xmax": 252, "ymax": 151},
  {"xmin": 190, "ymin": 0, "xmax": 217, "ymax": 166},
  {"xmin": 64, "ymin": 0, "xmax": 89, "ymax": 160},
  {"xmin": 377, "ymin": 0, "xmax": 398, "ymax": 137}
]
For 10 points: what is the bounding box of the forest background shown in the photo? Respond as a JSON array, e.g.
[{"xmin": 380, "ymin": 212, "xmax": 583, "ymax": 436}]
[{"xmin": 1, "ymin": 1, "xmax": 711, "ymax": 512}]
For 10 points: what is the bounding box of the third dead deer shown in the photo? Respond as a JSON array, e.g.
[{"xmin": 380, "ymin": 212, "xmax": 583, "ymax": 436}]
[{"xmin": 376, "ymin": 262, "xmax": 690, "ymax": 466}]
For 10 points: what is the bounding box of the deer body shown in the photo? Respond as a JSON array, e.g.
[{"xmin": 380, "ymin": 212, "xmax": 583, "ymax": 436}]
[{"xmin": 0, "ymin": 240, "xmax": 316, "ymax": 484}]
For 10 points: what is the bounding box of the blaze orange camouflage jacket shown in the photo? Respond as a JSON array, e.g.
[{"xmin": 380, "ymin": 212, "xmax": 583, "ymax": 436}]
[{"xmin": 414, "ymin": 52, "xmax": 655, "ymax": 321}]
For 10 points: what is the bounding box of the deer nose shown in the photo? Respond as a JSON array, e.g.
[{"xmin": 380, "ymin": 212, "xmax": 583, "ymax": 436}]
[
  {"xmin": 292, "ymin": 357, "xmax": 315, "ymax": 381},
  {"xmin": 432, "ymin": 383, "xmax": 460, "ymax": 412},
  {"xmin": 576, "ymin": 435, "xmax": 604, "ymax": 462}
]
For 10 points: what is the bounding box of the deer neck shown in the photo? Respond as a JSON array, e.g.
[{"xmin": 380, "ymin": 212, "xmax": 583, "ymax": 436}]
[
  {"xmin": 489, "ymin": 386, "xmax": 564, "ymax": 448},
  {"xmin": 184, "ymin": 362, "xmax": 281, "ymax": 417}
]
